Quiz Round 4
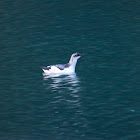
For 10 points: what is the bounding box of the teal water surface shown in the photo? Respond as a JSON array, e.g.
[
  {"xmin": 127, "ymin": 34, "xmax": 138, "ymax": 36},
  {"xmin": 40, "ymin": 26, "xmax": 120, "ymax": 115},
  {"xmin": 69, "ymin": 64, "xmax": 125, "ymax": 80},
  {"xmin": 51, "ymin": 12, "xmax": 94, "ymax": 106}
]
[{"xmin": 0, "ymin": 0, "xmax": 140, "ymax": 139}]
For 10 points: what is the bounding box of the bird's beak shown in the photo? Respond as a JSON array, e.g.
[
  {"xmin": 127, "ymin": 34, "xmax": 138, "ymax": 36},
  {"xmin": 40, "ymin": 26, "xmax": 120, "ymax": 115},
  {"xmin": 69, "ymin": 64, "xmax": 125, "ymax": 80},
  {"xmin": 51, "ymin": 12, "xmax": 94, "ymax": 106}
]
[{"xmin": 80, "ymin": 54, "xmax": 85, "ymax": 57}]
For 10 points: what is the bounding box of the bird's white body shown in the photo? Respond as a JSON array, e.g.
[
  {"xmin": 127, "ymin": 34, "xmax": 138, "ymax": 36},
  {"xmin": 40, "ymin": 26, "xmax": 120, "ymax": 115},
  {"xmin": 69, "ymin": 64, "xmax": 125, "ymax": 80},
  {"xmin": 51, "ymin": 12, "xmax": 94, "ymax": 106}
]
[
  {"xmin": 42, "ymin": 65, "xmax": 74, "ymax": 74},
  {"xmin": 41, "ymin": 53, "xmax": 83, "ymax": 75}
]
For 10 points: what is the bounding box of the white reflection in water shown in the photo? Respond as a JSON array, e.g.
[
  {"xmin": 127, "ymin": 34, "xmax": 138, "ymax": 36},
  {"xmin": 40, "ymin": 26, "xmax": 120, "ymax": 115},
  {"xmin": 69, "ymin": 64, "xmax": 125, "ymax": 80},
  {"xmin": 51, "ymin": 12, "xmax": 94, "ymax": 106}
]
[
  {"xmin": 42, "ymin": 73, "xmax": 88, "ymax": 133},
  {"xmin": 43, "ymin": 73, "xmax": 81, "ymax": 93}
]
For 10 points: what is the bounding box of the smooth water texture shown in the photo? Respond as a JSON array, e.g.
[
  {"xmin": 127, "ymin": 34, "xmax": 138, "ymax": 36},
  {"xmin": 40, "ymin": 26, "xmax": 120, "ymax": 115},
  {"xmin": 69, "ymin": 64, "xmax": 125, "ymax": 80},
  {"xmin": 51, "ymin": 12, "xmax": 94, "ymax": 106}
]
[{"xmin": 0, "ymin": 0, "xmax": 139, "ymax": 139}]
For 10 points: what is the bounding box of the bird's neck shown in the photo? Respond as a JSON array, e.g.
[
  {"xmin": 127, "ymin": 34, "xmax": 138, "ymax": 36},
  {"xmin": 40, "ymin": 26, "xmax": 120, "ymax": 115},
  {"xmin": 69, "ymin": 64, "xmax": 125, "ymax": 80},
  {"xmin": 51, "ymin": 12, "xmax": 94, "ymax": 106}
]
[{"xmin": 69, "ymin": 58, "xmax": 78, "ymax": 68}]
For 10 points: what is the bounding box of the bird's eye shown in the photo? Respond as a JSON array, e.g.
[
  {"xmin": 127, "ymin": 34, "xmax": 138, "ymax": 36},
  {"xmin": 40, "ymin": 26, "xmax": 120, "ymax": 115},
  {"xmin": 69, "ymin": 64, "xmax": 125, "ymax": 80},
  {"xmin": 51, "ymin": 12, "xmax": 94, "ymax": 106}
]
[
  {"xmin": 76, "ymin": 53, "xmax": 80, "ymax": 57},
  {"xmin": 73, "ymin": 53, "xmax": 80, "ymax": 57}
]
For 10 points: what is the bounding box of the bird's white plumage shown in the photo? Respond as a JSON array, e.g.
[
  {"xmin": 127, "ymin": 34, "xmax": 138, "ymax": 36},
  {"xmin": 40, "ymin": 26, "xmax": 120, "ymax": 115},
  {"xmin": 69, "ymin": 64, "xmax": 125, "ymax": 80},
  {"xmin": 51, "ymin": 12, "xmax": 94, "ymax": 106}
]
[{"xmin": 41, "ymin": 52, "xmax": 83, "ymax": 74}]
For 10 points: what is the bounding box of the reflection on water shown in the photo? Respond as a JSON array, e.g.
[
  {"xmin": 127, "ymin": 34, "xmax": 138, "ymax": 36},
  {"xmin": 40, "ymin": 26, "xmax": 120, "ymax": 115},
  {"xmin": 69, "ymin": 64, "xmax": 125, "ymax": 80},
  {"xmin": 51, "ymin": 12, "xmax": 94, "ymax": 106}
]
[
  {"xmin": 42, "ymin": 73, "xmax": 88, "ymax": 138},
  {"xmin": 43, "ymin": 73, "xmax": 81, "ymax": 93}
]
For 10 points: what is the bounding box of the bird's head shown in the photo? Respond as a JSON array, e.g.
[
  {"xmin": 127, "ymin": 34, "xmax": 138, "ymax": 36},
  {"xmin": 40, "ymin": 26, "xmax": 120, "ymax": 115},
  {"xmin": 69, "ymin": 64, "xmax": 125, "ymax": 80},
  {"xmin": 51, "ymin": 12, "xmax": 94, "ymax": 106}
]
[{"xmin": 69, "ymin": 52, "xmax": 84, "ymax": 65}]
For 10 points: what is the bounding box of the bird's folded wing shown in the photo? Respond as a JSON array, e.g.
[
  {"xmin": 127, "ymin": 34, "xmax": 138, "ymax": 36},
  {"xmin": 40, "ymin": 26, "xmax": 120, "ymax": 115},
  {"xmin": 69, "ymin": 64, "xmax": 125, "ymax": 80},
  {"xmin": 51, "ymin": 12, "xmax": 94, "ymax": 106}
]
[{"xmin": 55, "ymin": 64, "xmax": 65, "ymax": 70}]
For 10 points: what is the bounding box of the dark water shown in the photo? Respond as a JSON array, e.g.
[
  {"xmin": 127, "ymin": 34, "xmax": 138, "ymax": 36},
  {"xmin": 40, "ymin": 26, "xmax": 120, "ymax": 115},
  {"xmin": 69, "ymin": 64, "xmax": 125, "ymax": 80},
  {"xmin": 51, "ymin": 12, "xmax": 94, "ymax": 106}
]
[{"xmin": 0, "ymin": 0, "xmax": 139, "ymax": 139}]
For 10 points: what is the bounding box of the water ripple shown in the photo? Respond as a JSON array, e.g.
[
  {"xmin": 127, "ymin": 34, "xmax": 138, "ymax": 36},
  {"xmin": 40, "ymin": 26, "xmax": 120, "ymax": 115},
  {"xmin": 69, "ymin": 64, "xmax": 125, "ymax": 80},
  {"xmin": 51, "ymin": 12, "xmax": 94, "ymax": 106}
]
[{"xmin": 43, "ymin": 73, "xmax": 81, "ymax": 94}]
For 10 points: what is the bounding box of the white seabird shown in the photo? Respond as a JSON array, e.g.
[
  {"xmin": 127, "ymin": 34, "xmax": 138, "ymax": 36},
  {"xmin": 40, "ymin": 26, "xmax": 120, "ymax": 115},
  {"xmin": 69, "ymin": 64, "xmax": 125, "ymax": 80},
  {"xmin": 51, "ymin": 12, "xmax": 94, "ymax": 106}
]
[{"xmin": 41, "ymin": 52, "xmax": 84, "ymax": 74}]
